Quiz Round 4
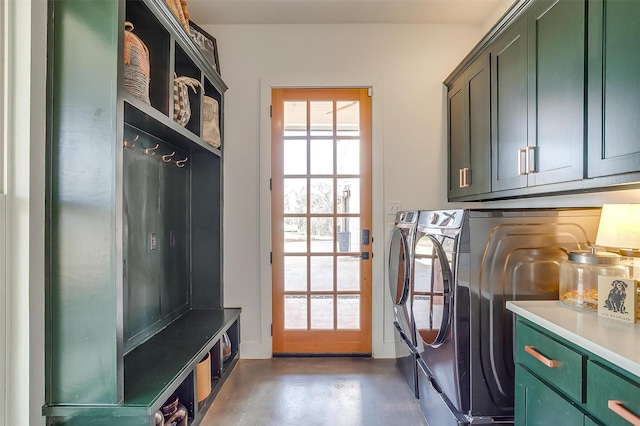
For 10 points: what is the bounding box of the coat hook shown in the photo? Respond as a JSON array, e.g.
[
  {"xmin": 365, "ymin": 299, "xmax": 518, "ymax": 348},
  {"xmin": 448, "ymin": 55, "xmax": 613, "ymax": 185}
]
[
  {"xmin": 123, "ymin": 135, "xmax": 139, "ymax": 148},
  {"xmin": 144, "ymin": 143, "xmax": 159, "ymax": 156},
  {"xmin": 162, "ymin": 151, "xmax": 176, "ymax": 162},
  {"xmin": 176, "ymin": 157, "xmax": 189, "ymax": 168}
]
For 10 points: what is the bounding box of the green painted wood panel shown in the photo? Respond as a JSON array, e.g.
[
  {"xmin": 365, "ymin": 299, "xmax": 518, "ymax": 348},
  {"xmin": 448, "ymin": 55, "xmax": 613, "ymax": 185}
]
[
  {"xmin": 191, "ymin": 154, "xmax": 222, "ymax": 309},
  {"xmin": 588, "ymin": 0, "xmax": 640, "ymax": 177},
  {"xmin": 586, "ymin": 360, "xmax": 640, "ymax": 426},
  {"xmin": 491, "ymin": 18, "xmax": 529, "ymax": 192},
  {"xmin": 47, "ymin": 416, "xmax": 150, "ymax": 426},
  {"xmin": 123, "ymin": 127, "xmax": 191, "ymax": 353},
  {"xmin": 161, "ymin": 152, "xmax": 190, "ymax": 317},
  {"xmin": 448, "ymin": 82, "xmax": 468, "ymax": 197},
  {"xmin": 515, "ymin": 365, "xmax": 586, "ymax": 425},
  {"xmin": 467, "ymin": 53, "xmax": 492, "ymax": 196},
  {"xmin": 515, "ymin": 321, "xmax": 585, "ymax": 403},
  {"xmin": 448, "ymin": 52, "xmax": 491, "ymax": 200},
  {"xmin": 124, "ymin": 309, "xmax": 240, "ymax": 408},
  {"xmin": 124, "ymin": 137, "xmax": 163, "ymax": 347},
  {"xmin": 527, "ymin": 0, "xmax": 584, "ymax": 186},
  {"xmin": 46, "ymin": 0, "xmax": 123, "ymax": 405},
  {"xmin": 584, "ymin": 416, "xmax": 600, "ymax": 426}
]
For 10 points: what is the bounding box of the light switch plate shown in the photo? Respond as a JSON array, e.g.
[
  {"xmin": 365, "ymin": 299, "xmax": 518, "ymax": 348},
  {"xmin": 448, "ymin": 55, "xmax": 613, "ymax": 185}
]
[{"xmin": 387, "ymin": 201, "xmax": 402, "ymax": 216}]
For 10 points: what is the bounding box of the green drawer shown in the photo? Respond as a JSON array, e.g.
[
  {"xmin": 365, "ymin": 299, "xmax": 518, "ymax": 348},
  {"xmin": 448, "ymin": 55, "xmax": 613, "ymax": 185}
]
[
  {"xmin": 587, "ymin": 361, "xmax": 640, "ymax": 426},
  {"xmin": 516, "ymin": 321, "xmax": 585, "ymax": 403},
  {"xmin": 515, "ymin": 365, "xmax": 586, "ymax": 425}
]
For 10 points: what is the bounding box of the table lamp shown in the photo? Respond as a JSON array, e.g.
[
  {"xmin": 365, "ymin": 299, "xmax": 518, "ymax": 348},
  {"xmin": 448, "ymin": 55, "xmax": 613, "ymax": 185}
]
[{"xmin": 595, "ymin": 204, "xmax": 640, "ymax": 278}]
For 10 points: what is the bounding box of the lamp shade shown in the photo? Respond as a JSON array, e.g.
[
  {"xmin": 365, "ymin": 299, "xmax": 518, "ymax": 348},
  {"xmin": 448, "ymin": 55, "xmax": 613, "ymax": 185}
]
[{"xmin": 595, "ymin": 204, "xmax": 640, "ymax": 250}]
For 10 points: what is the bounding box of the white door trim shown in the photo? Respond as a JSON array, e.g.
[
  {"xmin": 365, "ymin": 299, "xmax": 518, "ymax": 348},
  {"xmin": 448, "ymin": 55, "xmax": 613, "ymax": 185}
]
[{"xmin": 244, "ymin": 77, "xmax": 392, "ymax": 359}]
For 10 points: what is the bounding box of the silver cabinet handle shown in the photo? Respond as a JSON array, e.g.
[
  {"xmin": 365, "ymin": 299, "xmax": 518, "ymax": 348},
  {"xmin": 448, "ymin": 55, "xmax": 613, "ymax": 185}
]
[
  {"xmin": 460, "ymin": 168, "xmax": 470, "ymax": 188},
  {"xmin": 526, "ymin": 146, "xmax": 536, "ymax": 173},
  {"xmin": 517, "ymin": 148, "xmax": 527, "ymax": 176}
]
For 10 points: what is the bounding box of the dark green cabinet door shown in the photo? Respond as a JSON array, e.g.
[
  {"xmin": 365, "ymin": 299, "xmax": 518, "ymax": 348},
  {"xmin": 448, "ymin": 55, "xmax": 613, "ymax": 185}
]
[
  {"xmin": 491, "ymin": 18, "xmax": 528, "ymax": 192},
  {"xmin": 515, "ymin": 365, "xmax": 586, "ymax": 426},
  {"xmin": 588, "ymin": 0, "xmax": 640, "ymax": 177},
  {"xmin": 448, "ymin": 79, "xmax": 468, "ymax": 198},
  {"xmin": 527, "ymin": 0, "xmax": 585, "ymax": 186},
  {"xmin": 586, "ymin": 360, "xmax": 640, "ymax": 426},
  {"xmin": 467, "ymin": 54, "xmax": 492, "ymax": 196},
  {"xmin": 448, "ymin": 53, "xmax": 491, "ymax": 200}
]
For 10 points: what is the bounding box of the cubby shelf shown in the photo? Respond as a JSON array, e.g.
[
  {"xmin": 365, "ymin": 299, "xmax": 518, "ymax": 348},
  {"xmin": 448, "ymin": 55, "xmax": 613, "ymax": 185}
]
[
  {"xmin": 43, "ymin": 309, "xmax": 240, "ymax": 419},
  {"xmin": 125, "ymin": 309, "xmax": 240, "ymax": 410},
  {"xmin": 124, "ymin": 94, "xmax": 221, "ymax": 156}
]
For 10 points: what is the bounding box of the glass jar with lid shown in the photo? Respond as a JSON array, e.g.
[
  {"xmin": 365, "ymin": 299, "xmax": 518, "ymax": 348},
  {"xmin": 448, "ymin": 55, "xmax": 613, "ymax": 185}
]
[{"xmin": 559, "ymin": 248, "xmax": 629, "ymax": 311}]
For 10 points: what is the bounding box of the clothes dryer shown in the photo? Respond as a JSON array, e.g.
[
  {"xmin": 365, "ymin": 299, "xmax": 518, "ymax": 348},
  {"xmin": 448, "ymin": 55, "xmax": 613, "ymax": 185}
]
[
  {"xmin": 412, "ymin": 208, "xmax": 601, "ymax": 425},
  {"xmin": 388, "ymin": 210, "xmax": 419, "ymax": 397}
]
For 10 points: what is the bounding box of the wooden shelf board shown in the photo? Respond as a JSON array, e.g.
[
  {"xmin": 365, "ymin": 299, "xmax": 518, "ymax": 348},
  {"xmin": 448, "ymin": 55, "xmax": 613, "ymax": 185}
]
[
  {"xmin": 124, "ymin": 308, "xmax": 240, "ymax": 408},
  {"xmin": 123, "ymin": 95, "xmax": 222, "ymax": 157}
]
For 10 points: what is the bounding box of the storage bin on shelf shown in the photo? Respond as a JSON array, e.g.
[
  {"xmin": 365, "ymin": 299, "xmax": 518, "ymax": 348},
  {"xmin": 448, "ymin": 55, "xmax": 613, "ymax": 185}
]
[
  {"xmin": 203, "ymin": 95, "xmax": 221, "ymax": 148},
  {"xmin": 123, "ymin": 21, "xmax": 151, "ymax": 105},
  {"xmin": 173, "ymin": 75, "xmax": 202, "ymax": 126}
]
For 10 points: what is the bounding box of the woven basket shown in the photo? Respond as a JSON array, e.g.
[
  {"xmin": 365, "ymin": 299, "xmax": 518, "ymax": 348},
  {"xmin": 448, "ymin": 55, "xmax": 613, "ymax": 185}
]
[
  {"xmin": 173, "ymin": 75, "xmax": 202, "ymax": 126},
  {"xmin": 203, "ymin": 95, "xmax": 221, "ymax": 148},
  {"xmin": 123, "ymin": 22, "xmax": 150, "ymax": 105},
  {"xmin": 165, "ymin": 0, "xmax": 189, "ymax": 31}
]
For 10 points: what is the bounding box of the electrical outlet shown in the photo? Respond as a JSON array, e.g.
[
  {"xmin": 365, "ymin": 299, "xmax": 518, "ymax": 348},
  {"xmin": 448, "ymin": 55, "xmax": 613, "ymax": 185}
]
[
  {"xmin": 149, "ymin": 232, "xmax": 157, "ymax": 251},
  {"xmin": 387, "ymin": 201, "xmax": 402, "ymax": 216}
]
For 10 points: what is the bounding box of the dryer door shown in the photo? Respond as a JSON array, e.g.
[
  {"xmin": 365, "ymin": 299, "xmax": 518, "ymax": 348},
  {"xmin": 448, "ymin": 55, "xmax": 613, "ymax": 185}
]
[
  {"xmin": 413, "ymin": 233, "xmax": 453, "ymax": 347},
  {"xmin": 388, "ymin": 228, "xmax": 410, "ymax": 306}
]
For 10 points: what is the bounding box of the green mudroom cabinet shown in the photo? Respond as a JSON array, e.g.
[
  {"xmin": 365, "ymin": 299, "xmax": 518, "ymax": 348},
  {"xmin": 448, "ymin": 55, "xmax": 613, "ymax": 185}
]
[{"xmin": 43, "ymin": 0, "xmax": 239, "ymax": 424}]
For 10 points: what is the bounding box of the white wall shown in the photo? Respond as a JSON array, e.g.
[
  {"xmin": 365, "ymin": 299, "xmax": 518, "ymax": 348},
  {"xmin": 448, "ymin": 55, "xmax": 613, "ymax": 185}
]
[
  {"xmin": 482, "ymin": 0, "xmax": 518, "ymax": 33},
  {"xmin": 205, "ymin": 23, "xmax": 487, "ymax": 358},
  {"xmin": 3, "ymin": 1, "xmax": 47, "ymax": 424},
  {"xmin": 208, "ymin": 21, "xmax": 640, "ymax": 360}
]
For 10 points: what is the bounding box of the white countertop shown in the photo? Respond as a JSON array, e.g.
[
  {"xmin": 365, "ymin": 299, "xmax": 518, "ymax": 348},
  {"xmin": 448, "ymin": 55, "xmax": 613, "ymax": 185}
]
[{"xmin": 506, "ymin": 300, "xmax": 640, "ymax": 379}]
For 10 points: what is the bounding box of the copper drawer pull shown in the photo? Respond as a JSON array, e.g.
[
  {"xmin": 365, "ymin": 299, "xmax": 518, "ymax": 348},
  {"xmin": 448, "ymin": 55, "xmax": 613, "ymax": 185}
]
[
  {"xmin": 524, "ymin": 345, "xmax": 558, "ymax": 368},
  {"xmin": 608, "ymin": 400, "xmax": 640, "ymax": 425}
]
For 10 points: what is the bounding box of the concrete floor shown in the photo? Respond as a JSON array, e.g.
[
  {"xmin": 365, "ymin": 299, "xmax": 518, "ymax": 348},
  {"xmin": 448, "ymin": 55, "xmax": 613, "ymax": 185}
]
[{"xmin": 201, "ymin": 358, "xmax": 428, "ymax": 426}]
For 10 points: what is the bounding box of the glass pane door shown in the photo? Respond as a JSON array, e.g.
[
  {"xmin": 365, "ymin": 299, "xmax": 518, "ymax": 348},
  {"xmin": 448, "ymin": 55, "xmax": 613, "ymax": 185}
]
[{"xmin": 272, "ymin": 88, "xmax": 372, "ymax": 354}]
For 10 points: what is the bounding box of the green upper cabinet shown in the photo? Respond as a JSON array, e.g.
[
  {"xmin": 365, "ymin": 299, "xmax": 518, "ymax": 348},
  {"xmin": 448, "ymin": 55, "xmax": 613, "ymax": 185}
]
[
  {"xmin": 448, "ymin": 52, "xmax": 492, "ymax": 199},
  {"xmin": 491, "ymin": 18, "xmax": 529, "ymax": 192},
  {"xmin": 587, "ymin": 0, "xmax": 640, "ymax": 178},
  {"xmin": 447, "ymin": 0, "xmax": 640, "ymax": 201},
  {"xmin": 491, "ymin": 0, "xmax": 585, "ymax": 193},
  {"xmin": 526, "ymin": 0, "xmax": 585, "ymax": 187}
]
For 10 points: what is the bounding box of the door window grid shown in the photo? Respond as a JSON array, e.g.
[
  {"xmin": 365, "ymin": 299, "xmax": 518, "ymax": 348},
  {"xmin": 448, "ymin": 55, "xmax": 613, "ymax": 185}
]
[{"xmin": 282, "ymin": 99, "xmax": 361, "ymax": 331}]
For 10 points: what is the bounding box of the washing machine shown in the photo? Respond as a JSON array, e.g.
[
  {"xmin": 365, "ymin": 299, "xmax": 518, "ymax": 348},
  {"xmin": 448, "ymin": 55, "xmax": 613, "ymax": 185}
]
[
  {"xmin": 388, "ymin": 210, "xmax": 419, "ymax": 398},
  {"xmin": 412, "ymin": 208, "xmax": 600, "ymax": 425}
]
